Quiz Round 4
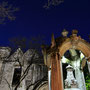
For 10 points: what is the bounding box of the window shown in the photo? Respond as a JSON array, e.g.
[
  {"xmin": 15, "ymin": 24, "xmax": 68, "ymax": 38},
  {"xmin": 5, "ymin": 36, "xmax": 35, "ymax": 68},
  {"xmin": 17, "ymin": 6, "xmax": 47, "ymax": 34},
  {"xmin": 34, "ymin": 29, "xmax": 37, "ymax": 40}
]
[{"xmin": 12, "ymin": 68, "xmax": 21, "ymax": 86}]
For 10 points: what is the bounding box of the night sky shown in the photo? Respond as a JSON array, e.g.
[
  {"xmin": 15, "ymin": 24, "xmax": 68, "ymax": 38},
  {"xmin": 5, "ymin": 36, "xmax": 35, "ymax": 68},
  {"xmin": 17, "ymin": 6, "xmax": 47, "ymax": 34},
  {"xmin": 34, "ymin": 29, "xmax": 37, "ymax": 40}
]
[{"xmin": 0, "ymin": 0, "xmax": 89, "ymax": 46}]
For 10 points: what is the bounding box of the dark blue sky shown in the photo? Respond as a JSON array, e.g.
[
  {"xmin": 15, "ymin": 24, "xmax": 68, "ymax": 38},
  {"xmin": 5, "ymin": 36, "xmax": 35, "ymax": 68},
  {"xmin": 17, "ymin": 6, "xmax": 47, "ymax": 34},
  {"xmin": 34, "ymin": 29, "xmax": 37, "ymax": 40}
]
[{"xmin": 0, "ymin": 0, "xmax": 89, "ymax": 46}]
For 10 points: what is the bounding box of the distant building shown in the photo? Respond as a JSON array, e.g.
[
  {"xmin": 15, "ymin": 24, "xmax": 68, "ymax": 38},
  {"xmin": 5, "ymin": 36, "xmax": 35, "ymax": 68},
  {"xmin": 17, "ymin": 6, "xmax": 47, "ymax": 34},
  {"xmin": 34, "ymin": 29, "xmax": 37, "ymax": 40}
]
[{"xmin": 0, "ymin": 47, "xmax": 48, "ymax": 90}]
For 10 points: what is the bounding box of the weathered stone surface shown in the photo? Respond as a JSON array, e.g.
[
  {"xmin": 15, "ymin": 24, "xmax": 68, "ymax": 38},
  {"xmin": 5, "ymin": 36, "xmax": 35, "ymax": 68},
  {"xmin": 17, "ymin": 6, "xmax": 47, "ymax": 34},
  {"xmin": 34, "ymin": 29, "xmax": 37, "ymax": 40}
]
[
  {"xmin": 0, "ymin": 48, "xmax": 48, "ymax": 90},
  {"xmin": 0, "ymin": 47, "xmax": 11, "ymax": 58}
]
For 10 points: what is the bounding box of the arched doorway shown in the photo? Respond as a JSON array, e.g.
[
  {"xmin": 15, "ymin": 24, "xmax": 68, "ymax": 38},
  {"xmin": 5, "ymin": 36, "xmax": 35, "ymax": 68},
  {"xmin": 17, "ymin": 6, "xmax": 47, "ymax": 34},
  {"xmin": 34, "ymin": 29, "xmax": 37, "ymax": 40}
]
[{"xmin": 59, "ymin": 30, "xmax": 90, "ymax": 90}]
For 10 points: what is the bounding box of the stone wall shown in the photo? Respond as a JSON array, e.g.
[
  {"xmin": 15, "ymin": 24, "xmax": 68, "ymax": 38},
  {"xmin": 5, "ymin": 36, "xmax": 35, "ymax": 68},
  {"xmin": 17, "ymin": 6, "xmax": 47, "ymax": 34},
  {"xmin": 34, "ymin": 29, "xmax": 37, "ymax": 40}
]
[{"xmin": 0, "ymin": 47, "xmax": 48, "ymax": 90}]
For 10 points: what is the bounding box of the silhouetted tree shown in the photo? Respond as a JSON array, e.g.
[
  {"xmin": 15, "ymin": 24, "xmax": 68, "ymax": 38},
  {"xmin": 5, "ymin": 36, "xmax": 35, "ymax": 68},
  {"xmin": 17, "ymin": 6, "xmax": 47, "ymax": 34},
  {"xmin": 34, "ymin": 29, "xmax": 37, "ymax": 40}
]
[
  {"xmin": 9, "ymin": 36, "xmax": 45, "ymax": 54},
  {"xmin": 9, "ymin": 37, "xmax": 27, "ymax": 52},
  {"xmin": 43, "ymin": 0, "xmax": 64, "ymax": 9},
  {"xmin": 0, "ymin": 1, "xmax": 19, "ymax": 24}
]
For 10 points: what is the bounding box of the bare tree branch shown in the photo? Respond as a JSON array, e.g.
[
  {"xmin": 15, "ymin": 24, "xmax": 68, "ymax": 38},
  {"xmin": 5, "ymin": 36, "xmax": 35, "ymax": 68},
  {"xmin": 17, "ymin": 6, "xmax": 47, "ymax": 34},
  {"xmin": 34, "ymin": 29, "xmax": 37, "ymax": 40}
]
[
  {"xmin": 14, "ymin": 52, "xmax": 36, "ymax": 90},
  {"xmin": 0, "ymin": 1, "xmax": 19, "ymax": 24},
  {"xmin": 43, "ymin": 0, "xmax": 64, "ymax": 9}
]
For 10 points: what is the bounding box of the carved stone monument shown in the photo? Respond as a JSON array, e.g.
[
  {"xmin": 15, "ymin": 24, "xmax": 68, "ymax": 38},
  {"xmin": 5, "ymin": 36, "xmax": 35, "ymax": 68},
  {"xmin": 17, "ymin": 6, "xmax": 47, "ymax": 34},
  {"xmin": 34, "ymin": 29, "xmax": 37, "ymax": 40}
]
[
  {"xmin": 42, "ymin": 30, "xmax": 90, "ymax": 90},
  {"xmin": 64, "ymin": 65, "xmax": 79, "ymax": 90}
]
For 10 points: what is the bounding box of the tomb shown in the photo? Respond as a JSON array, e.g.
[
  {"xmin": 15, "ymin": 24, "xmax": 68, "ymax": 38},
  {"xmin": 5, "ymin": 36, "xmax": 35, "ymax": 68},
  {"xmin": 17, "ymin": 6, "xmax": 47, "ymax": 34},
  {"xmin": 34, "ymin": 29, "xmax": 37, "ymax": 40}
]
[{"xmin": 42, "ymin": 30, "xmax": 90, "ymax": 90}]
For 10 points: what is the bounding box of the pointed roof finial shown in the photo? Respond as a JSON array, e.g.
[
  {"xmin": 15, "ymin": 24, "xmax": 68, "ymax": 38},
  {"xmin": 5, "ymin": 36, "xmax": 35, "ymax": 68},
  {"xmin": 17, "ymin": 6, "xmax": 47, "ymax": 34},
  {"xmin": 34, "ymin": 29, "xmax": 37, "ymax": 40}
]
[
  {"xmin": 61, "ymin": 29, "xmax": 68, "ymax": 37},
  {"xmin": 72, "ymin": 30, "xmax": 78, "ymax": 36},
  {"xmin": 51, "ymin": 33, "xmax": 56, "ymax": 48}
]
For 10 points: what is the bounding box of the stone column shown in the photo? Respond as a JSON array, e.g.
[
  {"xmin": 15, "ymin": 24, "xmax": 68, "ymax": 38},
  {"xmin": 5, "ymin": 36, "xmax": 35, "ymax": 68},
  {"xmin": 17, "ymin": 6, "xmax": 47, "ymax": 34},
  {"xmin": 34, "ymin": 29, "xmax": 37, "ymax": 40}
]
[
  {"xmin": 75, "ymin": 68, "xmax": 86, "ymax": 90},
  {"xmin": 87, "ymin": 60, "xmax": 90, "ymax": 73},
  {"xmin": 48, "ymin": 70, "xmax": 51, "ymax": 90},
  {"xmin": 51, "ymin": 53, "xmax": 63, "ymax": 90}
]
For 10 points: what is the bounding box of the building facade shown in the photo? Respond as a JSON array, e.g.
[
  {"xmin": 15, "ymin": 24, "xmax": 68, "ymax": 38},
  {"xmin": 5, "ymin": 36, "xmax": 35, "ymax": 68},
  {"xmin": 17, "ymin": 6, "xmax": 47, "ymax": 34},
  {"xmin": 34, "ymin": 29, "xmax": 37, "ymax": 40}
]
[{"xmin": 0, "ymin": 47, "xmax": 48, "ymax": 90}]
